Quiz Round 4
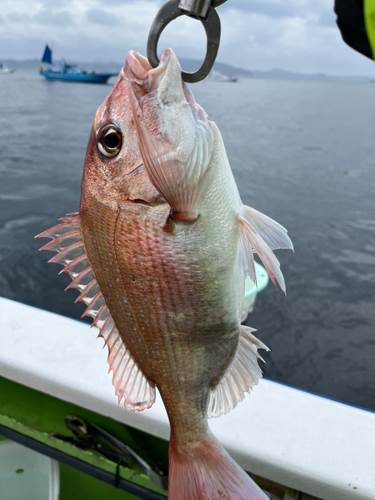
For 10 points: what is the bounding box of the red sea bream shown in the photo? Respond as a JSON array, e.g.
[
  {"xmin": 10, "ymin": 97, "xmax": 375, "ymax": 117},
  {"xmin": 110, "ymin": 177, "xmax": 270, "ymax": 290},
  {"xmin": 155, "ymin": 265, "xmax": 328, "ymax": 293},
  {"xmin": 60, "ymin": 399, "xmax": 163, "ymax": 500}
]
[{"xmin": 37, "ymin": 49, "xmax": 293, "ymax": 500}]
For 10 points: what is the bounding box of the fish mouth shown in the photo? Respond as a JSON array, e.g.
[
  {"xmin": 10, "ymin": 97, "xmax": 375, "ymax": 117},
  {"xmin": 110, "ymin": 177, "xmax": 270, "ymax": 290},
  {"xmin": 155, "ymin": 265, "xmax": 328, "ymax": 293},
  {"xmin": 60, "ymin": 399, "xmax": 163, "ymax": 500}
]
[
  {"xmin": 124, "ymin": 49, "xmax": 176, "ymax": 93},
  {"xmin": 124, "ymin": 48, "xmax": 205, "ymax": 124}
]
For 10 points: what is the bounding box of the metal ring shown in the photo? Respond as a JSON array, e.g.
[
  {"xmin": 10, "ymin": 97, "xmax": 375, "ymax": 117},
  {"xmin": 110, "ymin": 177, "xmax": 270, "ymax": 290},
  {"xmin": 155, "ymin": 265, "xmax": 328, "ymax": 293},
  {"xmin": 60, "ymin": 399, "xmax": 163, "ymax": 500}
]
[{"xmin": 147, "ymin": 0, "xmax": 221, "ymax": 83}]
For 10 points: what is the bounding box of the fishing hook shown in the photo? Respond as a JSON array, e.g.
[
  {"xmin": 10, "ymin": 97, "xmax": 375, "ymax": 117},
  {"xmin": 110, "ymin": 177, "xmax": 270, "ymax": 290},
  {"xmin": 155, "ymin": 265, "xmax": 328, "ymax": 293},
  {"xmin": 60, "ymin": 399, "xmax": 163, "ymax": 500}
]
[{"xmin": 147, "ymin": 0, "xmax": 228, "ymax": 83}]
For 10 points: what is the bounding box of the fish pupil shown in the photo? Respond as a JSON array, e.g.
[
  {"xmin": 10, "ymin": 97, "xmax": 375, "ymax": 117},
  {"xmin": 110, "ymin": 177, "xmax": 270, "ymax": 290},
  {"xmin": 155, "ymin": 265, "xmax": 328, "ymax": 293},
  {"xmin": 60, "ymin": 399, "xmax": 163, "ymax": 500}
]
[{"xmin": 104, "ymin": 132, "xmax": 120, "ymax": 149}]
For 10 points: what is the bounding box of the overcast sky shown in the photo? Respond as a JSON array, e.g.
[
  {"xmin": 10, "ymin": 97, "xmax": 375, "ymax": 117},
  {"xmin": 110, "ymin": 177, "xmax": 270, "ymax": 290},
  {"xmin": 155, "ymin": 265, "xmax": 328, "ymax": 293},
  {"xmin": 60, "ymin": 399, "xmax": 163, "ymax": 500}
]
[{"xmin": 1, "ymin": 0, "xmax": 374, "ymax": 76}]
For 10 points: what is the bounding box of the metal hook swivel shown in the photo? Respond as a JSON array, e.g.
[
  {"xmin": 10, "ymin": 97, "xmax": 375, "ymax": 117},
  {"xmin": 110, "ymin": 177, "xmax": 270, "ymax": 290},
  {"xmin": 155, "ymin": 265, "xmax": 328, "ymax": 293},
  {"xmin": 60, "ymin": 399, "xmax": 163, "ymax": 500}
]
[{"xmin": 147, "ymin": 0, "xmax": 227, "ymax": 83}]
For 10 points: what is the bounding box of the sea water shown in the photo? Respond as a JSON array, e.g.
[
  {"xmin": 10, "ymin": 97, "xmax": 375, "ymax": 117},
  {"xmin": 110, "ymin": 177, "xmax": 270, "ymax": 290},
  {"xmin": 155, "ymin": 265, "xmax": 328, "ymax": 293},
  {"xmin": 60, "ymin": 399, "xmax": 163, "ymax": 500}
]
[{"xmin": 0, "ymin": 70, "xmax": 374, "ymax": 411}]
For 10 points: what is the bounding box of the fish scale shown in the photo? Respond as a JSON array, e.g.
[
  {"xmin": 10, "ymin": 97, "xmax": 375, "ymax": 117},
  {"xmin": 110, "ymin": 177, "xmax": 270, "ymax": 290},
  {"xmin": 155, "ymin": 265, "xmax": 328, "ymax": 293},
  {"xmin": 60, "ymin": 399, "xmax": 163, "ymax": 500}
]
[{"xmin": 112, "ymin": 201, "xmax": 239, "ymax": 436}]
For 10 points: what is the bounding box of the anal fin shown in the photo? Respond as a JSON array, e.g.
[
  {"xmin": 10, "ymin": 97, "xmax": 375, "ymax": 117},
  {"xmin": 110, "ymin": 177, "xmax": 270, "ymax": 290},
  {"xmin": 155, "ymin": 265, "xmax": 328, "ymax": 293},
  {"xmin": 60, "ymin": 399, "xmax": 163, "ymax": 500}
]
[
  {"xmin": 36, "ymin": 214, "xmax": 155, "ymax": 411},
  {"xmin": 208, "ymin": 326, "xmax": 269, "ymax": 418}
]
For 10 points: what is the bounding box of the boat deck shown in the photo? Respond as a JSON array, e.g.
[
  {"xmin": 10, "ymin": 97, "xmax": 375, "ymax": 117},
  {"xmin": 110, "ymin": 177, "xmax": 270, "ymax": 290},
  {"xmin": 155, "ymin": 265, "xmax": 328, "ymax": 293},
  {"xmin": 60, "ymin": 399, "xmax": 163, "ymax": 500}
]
[{"xmin": 0, "ymin": 297, "xmax": 374, "ymax": 499}]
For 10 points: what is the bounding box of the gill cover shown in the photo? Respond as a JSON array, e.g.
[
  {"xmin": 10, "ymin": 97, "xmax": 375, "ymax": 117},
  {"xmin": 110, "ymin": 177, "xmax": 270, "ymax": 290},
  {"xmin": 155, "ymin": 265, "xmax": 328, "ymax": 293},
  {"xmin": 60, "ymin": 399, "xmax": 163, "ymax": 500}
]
[{"xmin": 125, "ymin": 49, "xmax": 214, "ymax": 222}]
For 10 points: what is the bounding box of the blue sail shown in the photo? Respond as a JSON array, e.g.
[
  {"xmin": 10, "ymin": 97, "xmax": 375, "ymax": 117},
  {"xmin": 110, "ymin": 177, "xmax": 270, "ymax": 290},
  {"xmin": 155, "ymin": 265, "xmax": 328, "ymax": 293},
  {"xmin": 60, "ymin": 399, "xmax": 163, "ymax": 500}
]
[{"xmin": 41, "ymin": 45, "xmax": 52, "ymax": 64}]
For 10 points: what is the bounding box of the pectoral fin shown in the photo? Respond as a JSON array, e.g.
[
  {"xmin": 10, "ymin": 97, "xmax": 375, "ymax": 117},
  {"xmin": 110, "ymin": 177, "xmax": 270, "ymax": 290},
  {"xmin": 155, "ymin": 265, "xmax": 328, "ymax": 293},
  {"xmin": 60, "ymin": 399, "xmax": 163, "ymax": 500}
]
[
  {"xmin": 36, "ymin": 214, "xmax": 155, "ymax": 411},
  {"xmin": 238, "ymin": 204, "xmax": 293, "ymax": 293},
  {"xmin": 243, "ymin": 205, "xmax": 293, "ymax": 251}
]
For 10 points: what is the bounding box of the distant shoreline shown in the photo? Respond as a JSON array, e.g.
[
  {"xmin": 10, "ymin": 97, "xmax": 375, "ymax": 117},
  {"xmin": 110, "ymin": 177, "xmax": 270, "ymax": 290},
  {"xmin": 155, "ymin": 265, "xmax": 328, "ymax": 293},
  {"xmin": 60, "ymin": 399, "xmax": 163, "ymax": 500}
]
[{"xmin": 3, "ymin": 57, "xmax": 373, "ymax": 83}]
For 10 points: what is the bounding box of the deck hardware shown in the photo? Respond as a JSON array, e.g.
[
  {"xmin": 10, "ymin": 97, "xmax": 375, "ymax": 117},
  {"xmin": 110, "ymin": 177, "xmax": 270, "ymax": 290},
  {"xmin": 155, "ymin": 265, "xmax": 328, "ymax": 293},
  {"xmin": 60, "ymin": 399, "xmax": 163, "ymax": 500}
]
[
  {"xmin": 51, "ymin": 415, "xmax": 168, "ymax": 490},
  {"xmin": 0, "ymin": 423, "xmax": 165, "ymax": 500}
]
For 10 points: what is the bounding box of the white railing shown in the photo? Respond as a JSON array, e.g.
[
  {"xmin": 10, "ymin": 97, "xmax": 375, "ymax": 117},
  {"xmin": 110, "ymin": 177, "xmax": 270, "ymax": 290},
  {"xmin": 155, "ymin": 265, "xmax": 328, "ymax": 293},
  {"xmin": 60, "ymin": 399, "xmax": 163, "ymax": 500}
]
[{"xmin": 1, "ymin": 297, "xmax": 374, "ymax": 500}]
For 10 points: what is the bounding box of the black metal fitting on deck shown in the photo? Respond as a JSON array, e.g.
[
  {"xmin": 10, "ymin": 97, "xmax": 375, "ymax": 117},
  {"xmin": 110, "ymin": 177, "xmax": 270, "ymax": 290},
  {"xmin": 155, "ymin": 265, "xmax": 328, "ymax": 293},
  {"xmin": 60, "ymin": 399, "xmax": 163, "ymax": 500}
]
[
  {"xmin": 147, "ymin": 0, "xmax": 228, "ymax": 83},
  {"xmin": 51, "ymin": 415, "xmax": 168, "ymax": 491}
]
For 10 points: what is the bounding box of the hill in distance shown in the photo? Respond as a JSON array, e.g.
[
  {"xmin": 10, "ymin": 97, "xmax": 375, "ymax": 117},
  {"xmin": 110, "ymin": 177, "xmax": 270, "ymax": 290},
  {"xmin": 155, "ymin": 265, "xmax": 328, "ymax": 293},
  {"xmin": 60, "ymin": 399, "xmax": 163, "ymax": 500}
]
[{"xmin": 3, "ymin": 57, "xmax": 372, "ymax": 83}]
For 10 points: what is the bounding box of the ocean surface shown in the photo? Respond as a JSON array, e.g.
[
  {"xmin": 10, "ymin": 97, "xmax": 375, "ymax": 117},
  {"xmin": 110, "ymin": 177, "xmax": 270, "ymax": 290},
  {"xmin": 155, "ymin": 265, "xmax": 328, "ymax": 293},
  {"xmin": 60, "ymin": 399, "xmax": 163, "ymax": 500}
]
[{"xmin": 1, "ymin": 70, "xmax": 374, "ymax": 412}]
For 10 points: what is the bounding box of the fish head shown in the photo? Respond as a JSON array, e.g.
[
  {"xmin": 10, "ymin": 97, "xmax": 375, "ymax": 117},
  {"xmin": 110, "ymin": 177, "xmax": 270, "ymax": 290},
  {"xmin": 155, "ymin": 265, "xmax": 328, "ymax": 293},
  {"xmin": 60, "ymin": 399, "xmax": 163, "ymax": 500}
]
[
  {"xmin": 124, "ymin": 49, "xmax": 214, "ymax": 221},
  {"xmin": 81, "ymin": 63, "xmax": 160, "ymax": 206},
  {"xmin": 124, "ymin": 48, "xmax": 209, "ymax": 147}
]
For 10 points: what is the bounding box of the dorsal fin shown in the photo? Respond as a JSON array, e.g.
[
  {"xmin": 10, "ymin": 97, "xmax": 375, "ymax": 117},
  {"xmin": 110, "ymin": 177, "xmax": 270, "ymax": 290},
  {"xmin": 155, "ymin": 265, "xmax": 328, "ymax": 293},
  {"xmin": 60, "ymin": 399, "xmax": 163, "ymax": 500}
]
[
  {"xmin": 36, "ymin": 213, "xmax": 156, "ymax": 411},
  {"xmin": 208, "ymin": 325, "xmax": 269, "ymax": 418}
]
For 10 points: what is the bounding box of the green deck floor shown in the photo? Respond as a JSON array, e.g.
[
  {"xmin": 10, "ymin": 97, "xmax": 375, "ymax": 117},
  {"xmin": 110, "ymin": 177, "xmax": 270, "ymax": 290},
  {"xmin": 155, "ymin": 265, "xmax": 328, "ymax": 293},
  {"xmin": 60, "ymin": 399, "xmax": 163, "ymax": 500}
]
[{"xmin": 0, "ymin": 376, "xmax": 168, "ymax": 498}]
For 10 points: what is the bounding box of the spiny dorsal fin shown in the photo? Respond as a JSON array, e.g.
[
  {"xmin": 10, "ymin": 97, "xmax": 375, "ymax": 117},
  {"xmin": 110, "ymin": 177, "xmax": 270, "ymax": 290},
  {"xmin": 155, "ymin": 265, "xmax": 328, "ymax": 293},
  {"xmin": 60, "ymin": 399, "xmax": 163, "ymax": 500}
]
[
  {"xmin": 208, "ymin": 325, "xmax": 269, "ymax": 418},
  {"xmin": 36, "ymin": 213, "xmax": 156, "ymax": 411},
  {"xmin": 238, "ymin": 204, "xmax": 293, "ymax": 294}
]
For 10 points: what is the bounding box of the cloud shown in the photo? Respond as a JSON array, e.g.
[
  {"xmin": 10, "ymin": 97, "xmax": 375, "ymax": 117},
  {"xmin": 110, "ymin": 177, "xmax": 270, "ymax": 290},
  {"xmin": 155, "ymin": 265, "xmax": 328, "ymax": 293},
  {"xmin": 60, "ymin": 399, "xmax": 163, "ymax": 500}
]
[
  {"xmin": 85, "ymin": 8, "xmax": 120, "ymax": 26},
  {"xmin": 7, "ymin": 12, "xmax": 31, "ymax": 23},
  {"xmin": 38, "ymin": 0, "xmax": 73, "ymax": 6},
  {"xmin": 0, "ymin": 0, "xmax": 372, "ymax": 76},
  {"xmin": 33, "ymin": 9, "xmax": 74, "ymax": 27},
  {"xmin": 319, "ymin": 8, "xmax": 337, "ymax": 28},
  {"xmin": 93, "ymin": 0, "xmax": 154, "ymax": 3},
  {"xmin": 220, "ymin": 0, "xmax": 298, "ymax": 18},
  {"xmin": 216, "ymin": 7, "xmax": 374, "ymax": 76},
  {"xmin": 219, "ymin": 0, "xmax": 336, "ymax": 27}
]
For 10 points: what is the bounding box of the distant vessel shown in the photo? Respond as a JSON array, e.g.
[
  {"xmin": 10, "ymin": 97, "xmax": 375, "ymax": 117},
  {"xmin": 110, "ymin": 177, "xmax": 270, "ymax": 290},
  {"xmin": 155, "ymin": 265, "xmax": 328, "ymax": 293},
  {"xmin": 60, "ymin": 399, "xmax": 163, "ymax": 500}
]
[
  {"xmin": 0, "ymin": 63, "xmax": 15, "ymax": 74},
  {"xmin": 39, "ymin": 45, "xmax": 118, "ymax": 84},
  {"xmin": 206, "ymin": 70, "xmax": 238, "ymax": 82}
]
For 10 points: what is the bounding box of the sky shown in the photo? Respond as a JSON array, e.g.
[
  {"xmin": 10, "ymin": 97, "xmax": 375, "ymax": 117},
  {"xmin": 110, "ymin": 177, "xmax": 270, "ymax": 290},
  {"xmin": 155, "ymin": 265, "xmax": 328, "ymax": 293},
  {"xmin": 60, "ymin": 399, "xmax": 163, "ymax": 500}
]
[{"xmin": 0, "ymin": 0, "xmax": 374, "ymax": 76}]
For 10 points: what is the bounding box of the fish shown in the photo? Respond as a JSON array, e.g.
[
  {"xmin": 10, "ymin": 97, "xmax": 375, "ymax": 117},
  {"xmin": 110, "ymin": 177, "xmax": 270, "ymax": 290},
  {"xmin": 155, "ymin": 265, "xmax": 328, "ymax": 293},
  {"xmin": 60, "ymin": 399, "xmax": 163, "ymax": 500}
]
[{"xmin": 36, "ymin": 48, "xmax": 293, "ymax": 500}]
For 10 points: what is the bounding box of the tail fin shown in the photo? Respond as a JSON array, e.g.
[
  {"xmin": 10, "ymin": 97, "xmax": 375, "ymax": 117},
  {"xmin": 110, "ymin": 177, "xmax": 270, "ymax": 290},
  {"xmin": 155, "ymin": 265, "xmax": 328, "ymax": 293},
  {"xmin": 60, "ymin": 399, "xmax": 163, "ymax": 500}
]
[{"xmin": 168, "ymin": 432, "xmax": 269, "ymax": 500}]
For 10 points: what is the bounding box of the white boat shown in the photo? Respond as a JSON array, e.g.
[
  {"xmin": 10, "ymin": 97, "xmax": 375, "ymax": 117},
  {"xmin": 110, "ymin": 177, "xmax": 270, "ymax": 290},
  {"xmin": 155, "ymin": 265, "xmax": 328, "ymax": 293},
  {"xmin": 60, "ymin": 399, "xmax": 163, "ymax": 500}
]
[
  {"xmin": 0, "ymin": 63, "xmax": 15, "ymax": 74},
  {"xmin": 207, "ymin": 70, "xmax": 238, "ymax": 82}
]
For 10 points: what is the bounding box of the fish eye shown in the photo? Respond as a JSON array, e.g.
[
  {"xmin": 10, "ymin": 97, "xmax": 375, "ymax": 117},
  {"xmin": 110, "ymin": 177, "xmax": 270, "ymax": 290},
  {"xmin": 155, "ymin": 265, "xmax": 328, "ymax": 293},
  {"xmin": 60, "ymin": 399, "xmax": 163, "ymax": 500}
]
[{"xmin": 97, "ymin": 124, "xmax": 122, "ymax": 158}]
